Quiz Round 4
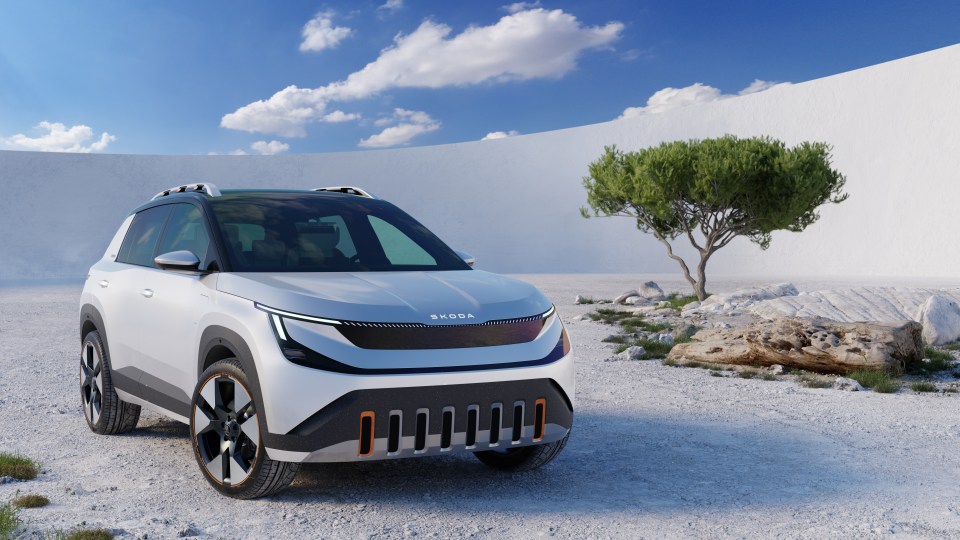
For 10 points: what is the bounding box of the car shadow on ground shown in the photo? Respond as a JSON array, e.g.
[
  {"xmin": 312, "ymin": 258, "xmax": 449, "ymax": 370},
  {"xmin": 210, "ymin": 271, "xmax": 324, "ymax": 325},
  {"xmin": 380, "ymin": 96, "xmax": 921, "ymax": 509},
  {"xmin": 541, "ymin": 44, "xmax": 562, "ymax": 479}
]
[{"xmin": 271, "ymin": 410, "xmax": 857, "ymax": 514}]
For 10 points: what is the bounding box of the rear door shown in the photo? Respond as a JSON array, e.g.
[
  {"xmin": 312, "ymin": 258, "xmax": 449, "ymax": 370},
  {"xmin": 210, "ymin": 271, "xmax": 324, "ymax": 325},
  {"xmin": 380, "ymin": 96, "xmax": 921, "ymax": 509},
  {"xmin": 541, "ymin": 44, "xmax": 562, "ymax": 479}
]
[{"xmin": 102, "ymin": 204, "xmax": 173, "ymax": 396}]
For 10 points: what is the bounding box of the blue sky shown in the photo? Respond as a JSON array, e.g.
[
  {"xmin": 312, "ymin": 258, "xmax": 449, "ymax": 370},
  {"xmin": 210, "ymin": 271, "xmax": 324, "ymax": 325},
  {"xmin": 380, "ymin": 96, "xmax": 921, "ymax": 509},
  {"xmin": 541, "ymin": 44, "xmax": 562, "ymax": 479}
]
[{"xmin": 0, "ymin": 0, "xmax": 957, "ymax": 155}]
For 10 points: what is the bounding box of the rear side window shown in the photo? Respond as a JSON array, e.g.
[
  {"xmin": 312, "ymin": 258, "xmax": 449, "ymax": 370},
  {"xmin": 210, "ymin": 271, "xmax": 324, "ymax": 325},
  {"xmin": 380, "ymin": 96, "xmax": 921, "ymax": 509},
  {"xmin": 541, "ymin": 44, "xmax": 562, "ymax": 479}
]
[
  {"xmin": 116, "ymin": 205, "xmax": 172, "ymax": 267},
  {"xmin": 156, "ymin": 204, "xmax": 212, "ymax": 268}
]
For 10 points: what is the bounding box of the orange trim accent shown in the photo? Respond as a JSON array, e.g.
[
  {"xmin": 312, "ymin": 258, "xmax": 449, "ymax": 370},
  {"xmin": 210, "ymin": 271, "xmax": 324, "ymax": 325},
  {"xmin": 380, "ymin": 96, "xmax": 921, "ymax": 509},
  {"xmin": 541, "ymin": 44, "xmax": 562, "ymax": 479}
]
[
  {"xmin": 533, "ymin": 398, "xmax": 546, "ymax": 442},
  {"xmin": 358, "ymin": 411, "xmax": 376, "ymax": 457}
]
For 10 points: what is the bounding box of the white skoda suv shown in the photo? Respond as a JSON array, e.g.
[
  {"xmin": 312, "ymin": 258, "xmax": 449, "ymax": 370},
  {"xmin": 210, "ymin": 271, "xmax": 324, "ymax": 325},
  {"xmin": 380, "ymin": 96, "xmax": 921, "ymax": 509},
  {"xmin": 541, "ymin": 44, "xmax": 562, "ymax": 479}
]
[{"xmin": 79, "ymin": 184, "xmax": 574, "ymax": 498}]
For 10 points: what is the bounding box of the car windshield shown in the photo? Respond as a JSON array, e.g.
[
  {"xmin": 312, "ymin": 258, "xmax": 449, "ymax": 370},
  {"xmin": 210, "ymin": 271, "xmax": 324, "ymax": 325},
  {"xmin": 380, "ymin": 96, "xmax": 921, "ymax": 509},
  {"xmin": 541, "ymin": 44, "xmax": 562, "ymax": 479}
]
[{"xmin": 208, "ymin": 193, "xmax": 471, "ymax": 273}]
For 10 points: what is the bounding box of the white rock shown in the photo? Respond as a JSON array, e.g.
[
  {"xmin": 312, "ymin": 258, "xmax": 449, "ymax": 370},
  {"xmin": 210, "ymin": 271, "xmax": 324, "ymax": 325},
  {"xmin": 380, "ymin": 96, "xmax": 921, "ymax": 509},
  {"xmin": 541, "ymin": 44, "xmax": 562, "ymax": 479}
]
[
  {"xmin": 914, "ymin": 295, "xmax": 960, "ymax": 345},
  {"xmin": 769, "ymin": 364, "xmax": 785, "ymax": 375},
  {"xmin": 638, "ymin": 281, "xmax": 665, "ymax": 301},
  {"xmin": 624, "ymin": 296, "xmax": 642, "ymax": 305},
  {"xmin": 613, "ymin": 290, "xmax": 640, "ymax": 304},
  {"xmin": 574, "ymin": 294, "xmax": 586, "ymax": 304},
  {"xmin": 699, "ymin": 283, "xmax": 799, "ymax": 314},
  {"xmin": 834, "ymin": 377, "xmax": 865, "ymax": 392},
  {"xmin": 652, "ymin": 333, "xmax": 674, "ymax": 345},
  {"xmin": 570, "ymin": 315, "xmax": 585, "ymax": 321},
  {"xmin": 618, "ymin": 346, "xmax": 647, "ymax": 360},
  {"xmin": 681, "ymin": 301, "xmax": 701, "ymax": 311},
  {"xmin": 750, "ymin": 286, "xmax": 960, "ymax": 323}
]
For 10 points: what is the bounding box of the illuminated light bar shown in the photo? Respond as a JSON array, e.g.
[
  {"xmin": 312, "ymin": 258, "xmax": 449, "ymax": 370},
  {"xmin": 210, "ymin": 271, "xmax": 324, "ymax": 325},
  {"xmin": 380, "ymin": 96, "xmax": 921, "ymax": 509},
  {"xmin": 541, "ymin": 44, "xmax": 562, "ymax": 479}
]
[{"xmin": 254, "ymin": 303, "xmax": 342, "ymax": 325}]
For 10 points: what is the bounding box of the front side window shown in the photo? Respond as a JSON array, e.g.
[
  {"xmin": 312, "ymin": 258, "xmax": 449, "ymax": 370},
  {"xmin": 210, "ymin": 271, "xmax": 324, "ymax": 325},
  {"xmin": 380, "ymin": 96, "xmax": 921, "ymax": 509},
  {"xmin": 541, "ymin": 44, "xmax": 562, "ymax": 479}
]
[
  {"xmin": 209, "ymin": 194, "xmax": 469, "ymax": 272},
  {"xmin": 116, "ymin": 205, "xmax": 172, "ymax": 267},
  {"xmin": 156, "ymin": 204, "xmax": 214, "ymax": 269}
]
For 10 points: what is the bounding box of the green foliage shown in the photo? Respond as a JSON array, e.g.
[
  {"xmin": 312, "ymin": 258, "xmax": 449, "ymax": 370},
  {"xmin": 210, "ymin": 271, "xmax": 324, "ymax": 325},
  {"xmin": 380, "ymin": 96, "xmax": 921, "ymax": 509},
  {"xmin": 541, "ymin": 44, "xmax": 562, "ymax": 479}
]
[
  {"xmin": 0, "ymin": 501, "xmax": 19, "ymax": 540},
  {"xmin": 761, "ymin": 373, "xmax": 778, "ymax": 381},
  {"xmin": 587, "ymin": 309, "xmax": 669, "ymax": 333},
  {"xmin": 47, "ymin": 530, "xmax": 114, "ymax": 540},
  {"xmin": 738, "ymin": 370, "xmax": 758, "ymax": 379},
  {"xmin": 663, "ymin": 293, "xmax": 701, "ymax": 310},
  {"xmin": 798, "ymin": 374, "xmax": 833, "ymax": 389},
  {"xmin": 12, "ymin": 494, "xmax": 49, "ymax": 508},
  {"xmin": 849, "ymin": 369, "xmax": 900, "ymax": 393},
  {"xmin": 0, "ymin": 453, "xmax": 39, "ymax": 480},
  {"xmin": 910, "ymin": 381, "xmax": 937, "ymax": 393},
  {"xmin": 582, "ymin": 136, "xmax": 847, "ymax": 299}
]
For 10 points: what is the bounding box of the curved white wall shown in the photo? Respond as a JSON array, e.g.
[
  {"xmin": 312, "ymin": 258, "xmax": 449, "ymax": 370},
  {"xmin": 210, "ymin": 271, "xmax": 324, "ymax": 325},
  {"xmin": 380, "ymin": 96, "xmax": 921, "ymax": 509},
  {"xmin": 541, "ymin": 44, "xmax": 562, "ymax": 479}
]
[{"xmin": 1, "ymin": 45, "xmax": 958, "ymax": 281}]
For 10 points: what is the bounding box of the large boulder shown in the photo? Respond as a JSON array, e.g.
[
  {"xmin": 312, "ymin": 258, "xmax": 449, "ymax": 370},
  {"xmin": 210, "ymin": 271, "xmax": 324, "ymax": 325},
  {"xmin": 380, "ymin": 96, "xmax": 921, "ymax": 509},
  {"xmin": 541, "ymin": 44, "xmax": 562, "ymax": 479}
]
[
  {"xmin": 638, "ymin": 281, "xmax": 665, "ymax": 301},
  {"xmin": 914, "ymin": 295, "xmax": 960, "ymax": 345},
  {"xmin": 667, "ymin": 317, "xmax": 923, "ymax": 375}
]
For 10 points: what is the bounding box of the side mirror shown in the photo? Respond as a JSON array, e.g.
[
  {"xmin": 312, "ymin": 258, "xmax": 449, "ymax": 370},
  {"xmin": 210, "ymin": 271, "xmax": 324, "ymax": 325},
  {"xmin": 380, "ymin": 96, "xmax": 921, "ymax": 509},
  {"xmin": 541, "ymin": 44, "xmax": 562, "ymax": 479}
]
[
  {"xmin": 155, "ymin": 250, "xmax": 201, "ymax": 271},
  {"xmin": 455, "ymin": 250, "xmax": 476, "ymax": 268}
]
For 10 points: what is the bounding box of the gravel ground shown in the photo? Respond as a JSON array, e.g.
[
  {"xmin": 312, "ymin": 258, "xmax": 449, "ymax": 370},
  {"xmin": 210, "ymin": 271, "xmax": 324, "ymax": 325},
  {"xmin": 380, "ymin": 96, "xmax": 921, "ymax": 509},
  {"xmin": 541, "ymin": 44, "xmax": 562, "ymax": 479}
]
[{"xmin": 2, "ymin": 276, "xmax": 960, "ymax": 539}]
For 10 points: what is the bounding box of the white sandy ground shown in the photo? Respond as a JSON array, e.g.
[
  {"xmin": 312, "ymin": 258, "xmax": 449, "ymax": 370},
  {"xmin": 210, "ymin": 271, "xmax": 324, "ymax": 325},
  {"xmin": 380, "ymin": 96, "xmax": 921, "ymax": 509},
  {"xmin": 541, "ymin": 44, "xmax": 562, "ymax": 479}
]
[{"xmin": 3, "ymin": 275, "xmax": 960, "ymax": 539}]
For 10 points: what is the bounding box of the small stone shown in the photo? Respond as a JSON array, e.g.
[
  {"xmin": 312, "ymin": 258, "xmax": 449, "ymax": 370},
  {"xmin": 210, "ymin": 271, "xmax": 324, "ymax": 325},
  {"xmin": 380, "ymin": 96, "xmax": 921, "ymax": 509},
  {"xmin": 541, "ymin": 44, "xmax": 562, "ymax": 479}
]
[
  {"xmin": 834, "ymin": 377, "xmax": 864, "ymax": 392},
  {"xmin": 714, "ymin": 322, "xmax": 732, "ymax": 329},
  {"xmin": 769, "ymin": 364, "xmax": 785, "ymax": 375},
  {"xmin": 617, "ymin": 346, "xmax": 647, "ymax": 360},
  {"xmin": 624, "ymin": 296, "xmax": 641, "ymax": 305}
]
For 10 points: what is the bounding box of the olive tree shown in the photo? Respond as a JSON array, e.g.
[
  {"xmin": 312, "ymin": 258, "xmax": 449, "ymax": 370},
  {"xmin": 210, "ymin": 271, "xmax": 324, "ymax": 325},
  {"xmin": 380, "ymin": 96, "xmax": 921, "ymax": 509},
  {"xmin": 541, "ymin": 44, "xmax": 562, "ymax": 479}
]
[{"xmin": 581, "ymin": 135, "xmax": 847, "ymax": 301}]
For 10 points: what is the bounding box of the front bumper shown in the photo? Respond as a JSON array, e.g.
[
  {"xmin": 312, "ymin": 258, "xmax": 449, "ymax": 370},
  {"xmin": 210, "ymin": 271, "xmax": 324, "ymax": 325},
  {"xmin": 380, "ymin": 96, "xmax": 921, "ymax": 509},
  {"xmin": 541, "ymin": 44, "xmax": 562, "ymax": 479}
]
[{"xmin": 263, "ymin": 377, "xmax": 573, "ymax": 463}]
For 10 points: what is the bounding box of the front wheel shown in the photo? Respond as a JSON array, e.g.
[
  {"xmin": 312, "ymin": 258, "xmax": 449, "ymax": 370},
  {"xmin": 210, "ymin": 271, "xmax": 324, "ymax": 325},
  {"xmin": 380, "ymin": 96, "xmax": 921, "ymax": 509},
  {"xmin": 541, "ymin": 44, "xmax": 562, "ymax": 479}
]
[
  {"xmin": 190, "ymin": 359, "xmax": 299, "ymax": 499},
  {"xmin": 473, "ymin": 433, "xmax": 570, "ymax": 472}
]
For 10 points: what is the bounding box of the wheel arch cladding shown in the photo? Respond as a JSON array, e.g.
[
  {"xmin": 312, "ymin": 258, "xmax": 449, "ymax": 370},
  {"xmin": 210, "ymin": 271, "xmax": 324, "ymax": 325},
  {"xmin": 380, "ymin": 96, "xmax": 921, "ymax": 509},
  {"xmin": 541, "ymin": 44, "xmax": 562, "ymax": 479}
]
[
  {"xmin": 197, "ymin": 326, "xmax": 266, "ymax": 423},
  {"xmin": 80, "ymin": 304, "xmax": 106, "ymax": 344}
]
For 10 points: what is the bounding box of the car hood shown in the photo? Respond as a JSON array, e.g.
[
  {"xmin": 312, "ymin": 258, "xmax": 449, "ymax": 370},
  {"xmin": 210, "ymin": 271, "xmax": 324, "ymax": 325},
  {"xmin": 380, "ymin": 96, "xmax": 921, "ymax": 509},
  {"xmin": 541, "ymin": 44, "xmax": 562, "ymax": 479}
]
[{"xmin": 217, "ymin": 270, "xmax": 551, "ymax": 324}]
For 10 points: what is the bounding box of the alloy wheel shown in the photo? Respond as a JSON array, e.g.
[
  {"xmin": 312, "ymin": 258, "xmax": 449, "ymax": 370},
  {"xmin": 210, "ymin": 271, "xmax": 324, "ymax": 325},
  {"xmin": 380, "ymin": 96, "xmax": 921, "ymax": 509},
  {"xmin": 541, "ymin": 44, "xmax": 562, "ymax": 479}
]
[
  {"xmin": 80, "ymin": 342, "xmax": 104, "ymax": 425},
  {"xmin": 193, "ymin": 375, "xmax": 260, "ymax": 486}
]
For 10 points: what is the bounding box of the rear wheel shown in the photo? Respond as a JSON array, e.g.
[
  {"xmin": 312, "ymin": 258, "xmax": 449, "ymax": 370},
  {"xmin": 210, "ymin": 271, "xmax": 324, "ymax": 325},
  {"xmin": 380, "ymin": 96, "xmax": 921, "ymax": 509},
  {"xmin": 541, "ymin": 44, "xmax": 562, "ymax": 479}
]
[
  {"xmin": 80, "ymin": 330, "xmax": 140, "ymax": 435},
  {"xmin": 474, "ymin": 433, "xmax": 570, "ymax": 472},
  {"xmin": 190, "ymin": 359, "xmax": 299, "ymax": 499}
]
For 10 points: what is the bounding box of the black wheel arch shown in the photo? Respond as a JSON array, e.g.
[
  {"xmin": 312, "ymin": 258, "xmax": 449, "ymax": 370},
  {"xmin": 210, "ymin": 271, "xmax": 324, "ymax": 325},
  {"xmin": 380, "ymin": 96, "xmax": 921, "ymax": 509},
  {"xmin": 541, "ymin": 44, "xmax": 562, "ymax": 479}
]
[
  {"xmin": 197, "ymin": 325, "xmax": 266, "ymax": 427},
  {"xmin": 80, "ymin": 303, "xmax": 107, "ymax": 346}
]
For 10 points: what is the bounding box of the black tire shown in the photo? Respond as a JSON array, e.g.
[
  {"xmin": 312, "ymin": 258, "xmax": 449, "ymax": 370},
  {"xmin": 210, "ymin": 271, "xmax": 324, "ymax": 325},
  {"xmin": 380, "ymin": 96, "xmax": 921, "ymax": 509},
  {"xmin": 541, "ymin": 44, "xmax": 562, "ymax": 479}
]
[
  {"xmin": 81, "ymin": 330, "xmax": 141, "ymax": 435},
  {"xmin": 474, "ymin": 432, "xmax": 570, "ymax": 472},
  {"xmin": 190, "ymin": 359, "xmax": 299, "ymax": 499}
]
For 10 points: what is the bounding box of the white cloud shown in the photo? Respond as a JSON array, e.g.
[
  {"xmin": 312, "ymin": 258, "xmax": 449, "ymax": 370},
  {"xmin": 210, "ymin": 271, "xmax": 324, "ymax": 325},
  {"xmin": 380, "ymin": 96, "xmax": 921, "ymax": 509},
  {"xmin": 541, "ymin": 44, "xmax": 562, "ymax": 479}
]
[
  {"xmin": 377, "ymin": 0, "xmax": 403, "ymax": 14},
  {"xmin": 223, "ymin": 8, "xmax": 623, "ymax": 136},
  {"xmin": 322, "ymin": 110, "xmax": 360, "ymax": 122},
  {"xmin": 618, "ymin": 80, "xmax": 790, "ymax": 119},
  {"xmin": 739, "ymin": 79, "xmax": 791, "ymax": 95},
  {"xmin": 358, "ymin": 108, "xmax": 439, "ymax": 148},
  {"xmin": 481, "ymin": 130, "xmax": 520, "ymax": 141},
  {"xmin": 300, "ymin": 11, "xmax": 353, "ymax": 52},
  {"xmin": 250, "ymin": 140, "xmax": 290, "ymax": 155},
  {"xmin": 503, "ymin": 1, "xmax": 541, "ymax": 13},
  {"xmin": 1, "ymin": 121, "xmax": 116, "ymax": 153}
]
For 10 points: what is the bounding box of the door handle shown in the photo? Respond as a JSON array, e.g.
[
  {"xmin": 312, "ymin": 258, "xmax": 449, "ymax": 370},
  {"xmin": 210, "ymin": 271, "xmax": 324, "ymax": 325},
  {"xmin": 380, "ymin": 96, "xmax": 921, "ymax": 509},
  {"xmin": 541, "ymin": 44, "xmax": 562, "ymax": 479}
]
[
  {"xmin": 140, "ymin": 289, "xmax": 154, "ymax": 298},
  {"xmin": 98, "ymin": 280, "xmax": 109, "ymax": 288}
]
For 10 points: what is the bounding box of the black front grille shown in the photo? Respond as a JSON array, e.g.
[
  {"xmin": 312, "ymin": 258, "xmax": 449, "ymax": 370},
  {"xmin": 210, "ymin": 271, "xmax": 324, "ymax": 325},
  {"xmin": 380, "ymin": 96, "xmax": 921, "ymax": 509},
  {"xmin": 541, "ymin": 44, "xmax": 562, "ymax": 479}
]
[{"xmin": 336, "ymin": 317, "xmax": 547, "ymax": 350}]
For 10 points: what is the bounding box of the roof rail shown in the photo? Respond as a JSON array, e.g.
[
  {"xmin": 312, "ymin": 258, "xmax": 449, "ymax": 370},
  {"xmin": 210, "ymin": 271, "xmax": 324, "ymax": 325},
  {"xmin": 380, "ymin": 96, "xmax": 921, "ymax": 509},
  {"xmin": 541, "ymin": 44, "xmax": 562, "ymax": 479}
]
[
  {"xmin": 151, "ymin": 183, "xmax": 222, "ymax": 201},
  {"xmin": 313, "ymin": 186, "xmax": 377, "ymax": 199}
]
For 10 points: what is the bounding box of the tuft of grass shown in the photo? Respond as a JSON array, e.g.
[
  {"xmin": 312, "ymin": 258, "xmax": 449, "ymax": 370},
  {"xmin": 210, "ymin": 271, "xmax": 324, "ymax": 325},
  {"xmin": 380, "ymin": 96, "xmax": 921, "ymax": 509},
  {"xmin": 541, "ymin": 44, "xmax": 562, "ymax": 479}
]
[
  {"xmin": 12, "ymin": 494, "xmax": 49, "ymax": 508},
  {"xmin": 945, "ymin": 387, "xmax": 959, "ymax": 393},
  {"xmin": 0, "ymin": 501, "xmax": 20, "ymax": 540},
  {"xmin": 574, "ymin": 296, "xmax": 595, "ymax": 305},
  {"xmin": 709, "ymin": 371, "xmax": 723, "ymax": 377},
  {"xmin": 908, "ymin": 346, "xmax": 954, "ymax": 376},
  {"xmin": 602, "ymin": 335, "xmax": 627, "ymax": 344},
  {"xmin": 910, "ymin": 381, "xmax": 937, "ymax": 393},
  {"xmin": 873, "ymin": 379, "xmax": 900, "ymax": 393},
  {"xmin": 849, "ymin": 368, "xmax": 893, "ymax": 389},
  {"xmin": 681, "ymin": 361, "xmax": 706, "ymax": 369},
  {"xmin": 0, "ymin": 453, "xmax": 39, "ymax": 481},
  {"xmin": 801, "ymin": 378, "xmax": 833, "ymax": 389},
  {"xmin": 942, "ymin": 343, "xmax": 960, "ymax": 351},
  {"xmin": 761, "ymin": 373, "xmax": 778, "ymax": 381},
  {"xmin": 738, "ymin": 370, "xmax": 758, "ymax": 379},
  {"xmin": 663, "ymin": 293, "xmax": 703, "ymax": 311},
  {"xmin": 662, "ymin": 358, "xmax": 678, "ymax": 367},
  {"xmin": 58, "ymin": 529, "xmax": 114, "ymax": 540}
]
